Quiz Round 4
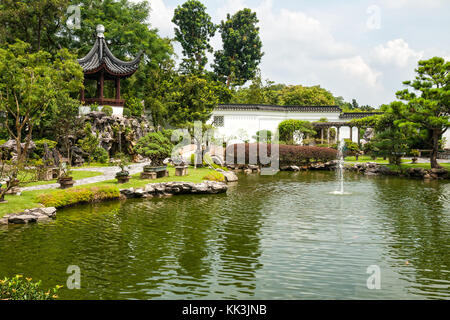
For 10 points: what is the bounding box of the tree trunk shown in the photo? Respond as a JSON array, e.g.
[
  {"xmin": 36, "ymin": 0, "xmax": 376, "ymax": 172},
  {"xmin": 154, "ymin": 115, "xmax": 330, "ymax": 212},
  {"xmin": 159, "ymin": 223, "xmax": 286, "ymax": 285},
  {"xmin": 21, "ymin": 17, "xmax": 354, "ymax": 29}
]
[{"xmin": 430, "ymin": 129, "xmax": 441, "ymax": 169}]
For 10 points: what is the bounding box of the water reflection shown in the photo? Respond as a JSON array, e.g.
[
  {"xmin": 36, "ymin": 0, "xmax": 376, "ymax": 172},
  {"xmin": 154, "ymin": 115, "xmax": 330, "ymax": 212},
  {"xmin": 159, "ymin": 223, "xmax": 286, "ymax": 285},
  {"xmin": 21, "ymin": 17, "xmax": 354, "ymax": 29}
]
[
  {"xmin": 0, "ymin": 172, "xmax": 449, "ymax": 299},
  {"xmin": 372, "ymin": 178, "xmax": 450, "ymax": 299}
]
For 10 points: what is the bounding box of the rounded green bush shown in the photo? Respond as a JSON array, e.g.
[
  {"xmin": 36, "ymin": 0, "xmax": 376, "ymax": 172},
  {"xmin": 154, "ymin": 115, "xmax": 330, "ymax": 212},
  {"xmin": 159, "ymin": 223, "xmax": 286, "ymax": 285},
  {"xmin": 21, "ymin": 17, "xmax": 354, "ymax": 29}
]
[
  {"xmin": 101, "ymin": 105, "xmax": 113, "ymax": 116},
  {"xmin": 135, "ymin": 132, "xmax": 173, "ymax": 167}
]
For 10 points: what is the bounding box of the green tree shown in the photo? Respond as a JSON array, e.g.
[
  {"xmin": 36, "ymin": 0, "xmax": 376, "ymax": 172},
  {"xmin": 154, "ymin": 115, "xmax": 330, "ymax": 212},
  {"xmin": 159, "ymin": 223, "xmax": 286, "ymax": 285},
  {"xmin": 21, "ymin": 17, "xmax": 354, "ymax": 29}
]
[
  {"xmin": 0, "ymin": 0, "xmax": 69, "ymax": 52},
  {"xmin": 166, "ymin": 74, "xmax": 221, "ymax": 127},
  {"xmin": 135, "ymin": 132, "xmax": 173, "ymax": 166},
  {"xmin": 172, "ymin": 0, "xmax": 216, "ymax": 74},
  {"xmin": 278, "ymin": 120, "xmax": 316, "ymax": 145},
  {"xmin": 59, "ymin": 0, "xmax": 173, "ymax": 100},
  {"xmin": 78, "ymin": 123, "xmax": 100, "ymax": 164},
  {"xmin": 279, "ymin": 85, "xmax": 335, "ymax": 106},
  {"xmin": 0, "ymin": 41, "xmax": 83, "ymax": 163},
  {"xmin": 392, "ymin": 57, "xmax": 450, "ymax": 168},
  {"xmin": 213, "ymin": 8, "xmax": 263, "ymax": 88},
  {"xmin": 253, "ymin": 130, "xmax": 272, "ymax": 143},
  {"xmin": 370, "ymin": 108, "xmax": 415, "ymax": 165}
]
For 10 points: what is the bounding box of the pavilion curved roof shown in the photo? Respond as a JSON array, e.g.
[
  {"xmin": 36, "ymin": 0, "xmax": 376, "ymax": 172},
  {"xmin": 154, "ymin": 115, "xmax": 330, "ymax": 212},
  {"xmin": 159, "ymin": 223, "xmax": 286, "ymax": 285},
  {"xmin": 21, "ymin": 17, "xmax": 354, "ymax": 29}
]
[{"xmin": 78, "ymin": 27, "xmax": 142, "ymax": 77}]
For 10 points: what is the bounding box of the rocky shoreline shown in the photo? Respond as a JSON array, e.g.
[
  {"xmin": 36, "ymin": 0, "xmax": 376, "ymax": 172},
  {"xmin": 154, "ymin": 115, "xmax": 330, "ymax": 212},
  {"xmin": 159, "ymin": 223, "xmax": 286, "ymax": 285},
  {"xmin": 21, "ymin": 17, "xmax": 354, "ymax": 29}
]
[
  {"xmin": 119, "ymin": 181, "xmax": 229, "ymax": 199},
  {"xmin": 1, "ymin": 181, "xmax": 229, "ymax": 226},
  {"xmin": 0, "ymin": 207, "xmax": 57, "ymax": 226},
  {"xmin": 229, "ymin": 161, "xmax": 449, "ymax": 180}
]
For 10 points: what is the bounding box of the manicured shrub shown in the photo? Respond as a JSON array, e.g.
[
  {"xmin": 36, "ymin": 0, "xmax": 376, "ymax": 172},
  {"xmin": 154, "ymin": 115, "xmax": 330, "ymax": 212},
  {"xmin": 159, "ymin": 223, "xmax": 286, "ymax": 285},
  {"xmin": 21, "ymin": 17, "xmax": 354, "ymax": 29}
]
[
  {"xmin": 135, "ymin": 132, "xmax": 173, "ymax": 166},
  {"xmin": 90, "ymin": 103, "xmax": 99, "ymax": 112},
  {"xmin": 225, "ymin": 143, "xmax": 338, "ymax": 166},
  {"xmin": 122, "ymin": 108, "xmax": 131, "ymax": 118},
  {"xmin": 37, "ymin": 186, "xmax": 120, "ymax": 208},
  {"xmin": 0, "ymin": 275, "xmax": 61, "ymax": 300},
  {"xmin": 203, "ymin": 171, "xmax": 225, "ymax": 182},
  {"xmin": 101, "ymin": 105, "xmax": 113, "ymax": 116}
]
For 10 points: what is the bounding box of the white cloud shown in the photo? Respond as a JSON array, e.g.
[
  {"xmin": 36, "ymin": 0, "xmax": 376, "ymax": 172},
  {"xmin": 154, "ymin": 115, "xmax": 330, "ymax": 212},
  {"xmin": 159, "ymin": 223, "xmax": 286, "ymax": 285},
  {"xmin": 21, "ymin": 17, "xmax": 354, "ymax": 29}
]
[
  {"xmin": 146, "ymin": 0, "xmax": 450, "ymax": 107},
  {"xmin": 380, "ymin": 0, "xmax": 445, "ymax": 9},
  {"xmin": 335, "ymin": 56, "xmax": 381, "ymax": 87},
  {"xmin": 147, "ymin": 0, "xmax": 175, "ymax": 37},
  {"xmin": 373, "ymin": 39, "xmax": 423, "ymax": 68}
]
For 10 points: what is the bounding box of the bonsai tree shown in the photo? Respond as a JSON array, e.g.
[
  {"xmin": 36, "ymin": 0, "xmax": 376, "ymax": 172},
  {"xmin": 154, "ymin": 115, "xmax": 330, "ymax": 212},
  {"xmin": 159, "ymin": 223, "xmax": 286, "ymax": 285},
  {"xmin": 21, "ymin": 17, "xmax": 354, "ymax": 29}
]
[
  {"xmin": 411, "ymin": 149, "xmax": 420, "ymax": 164},
  {"xmin": 57, "ymin": 162, "xmax": 74, "ymax": 189},
  {"xmin": 116, "ymin": 153, "xmax": 130, "ymax": 178},
  {"xmin": 58, "ymin": 162, "xmax": 73, "ymax": 180},
  {"xmin": 135, "ymin": 132, "xmax": 173, "ymax": 167}
]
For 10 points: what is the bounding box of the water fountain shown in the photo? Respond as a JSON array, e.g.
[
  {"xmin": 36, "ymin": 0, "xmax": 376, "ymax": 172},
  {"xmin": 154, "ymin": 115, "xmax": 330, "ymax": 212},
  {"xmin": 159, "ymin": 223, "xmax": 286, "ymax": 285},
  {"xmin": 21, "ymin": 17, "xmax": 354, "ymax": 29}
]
[{"xmin": 331, "ymin": 139, "xmax": 348, "ymax": 195}]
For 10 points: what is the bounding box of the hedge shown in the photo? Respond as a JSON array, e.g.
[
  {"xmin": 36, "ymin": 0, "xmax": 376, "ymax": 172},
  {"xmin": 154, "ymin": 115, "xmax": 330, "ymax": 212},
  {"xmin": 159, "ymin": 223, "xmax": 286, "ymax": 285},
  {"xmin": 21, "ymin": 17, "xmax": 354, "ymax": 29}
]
[
  {"xmin": 37, "ymin": 186, "xmax": 120, "ymax": 208},
  {"xmin": 225, "ymin": 143, "xmax": 338, "ymax": 166},
  {"xmin": 203, "ymin": 171, "xmax": 225, "ymax": 182}
]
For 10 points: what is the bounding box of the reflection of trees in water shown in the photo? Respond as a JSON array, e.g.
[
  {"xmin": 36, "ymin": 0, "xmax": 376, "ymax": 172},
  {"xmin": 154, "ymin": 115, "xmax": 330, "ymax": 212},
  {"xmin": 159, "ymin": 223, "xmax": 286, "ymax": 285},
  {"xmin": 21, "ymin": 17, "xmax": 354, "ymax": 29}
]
[
  {"xmin": 215, "ymin": 177, "xmax": 267, "ymax": 297},
  {"xmin": 373, "ymin": 178, "xmax": 450, "ymax": 298}
]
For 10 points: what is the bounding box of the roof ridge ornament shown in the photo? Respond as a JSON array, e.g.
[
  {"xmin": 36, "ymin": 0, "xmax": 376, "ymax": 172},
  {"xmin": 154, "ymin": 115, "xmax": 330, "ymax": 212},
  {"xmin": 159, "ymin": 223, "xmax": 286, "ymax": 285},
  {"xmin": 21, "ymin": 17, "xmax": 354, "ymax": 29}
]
[{"xmin": 96, "ymin": 24, "xmax": 105, "ymax": 38}]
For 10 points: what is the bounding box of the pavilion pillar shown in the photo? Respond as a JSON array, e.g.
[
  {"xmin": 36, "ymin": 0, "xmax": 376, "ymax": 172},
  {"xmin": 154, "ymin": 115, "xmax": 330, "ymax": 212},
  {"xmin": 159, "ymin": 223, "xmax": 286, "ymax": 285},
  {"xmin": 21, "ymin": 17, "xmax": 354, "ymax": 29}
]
[
  {"xmin": 327, "ymin": 128, "xmax": 330, "ymax": 146},
  {"xmin": 98, "ymin": 71, "xmax": 104, "ymax": 102},
  {"xmin": 350, "ymin": 126, "xmax": 353, "ymax": 142},
  {"xmin": 321, "ymin": 128, "xmax": 324, "ymax": 143},
  {"xmin": 336, "ymin": 127, "xmax": 340, "ymax": 142},
  {"xmin": 115, "ymin": 78, "xmax": 121, "ymax": 101},
  {"xmin": 357, "ymin": 127, "xmax": 361, "ymax": 145}
]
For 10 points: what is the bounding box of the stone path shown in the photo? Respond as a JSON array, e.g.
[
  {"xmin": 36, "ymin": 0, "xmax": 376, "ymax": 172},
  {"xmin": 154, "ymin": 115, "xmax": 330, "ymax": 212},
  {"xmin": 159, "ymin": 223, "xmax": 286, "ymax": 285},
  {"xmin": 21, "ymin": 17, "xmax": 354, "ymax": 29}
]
[{"xmin": 20, "ymin": 163, "xmax": 147, "ymax": 192}]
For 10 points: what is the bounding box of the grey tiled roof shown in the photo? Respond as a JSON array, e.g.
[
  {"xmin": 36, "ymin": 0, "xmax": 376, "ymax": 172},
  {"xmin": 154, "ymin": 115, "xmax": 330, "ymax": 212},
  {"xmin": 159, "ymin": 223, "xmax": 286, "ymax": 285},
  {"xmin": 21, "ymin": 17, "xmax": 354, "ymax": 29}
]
[
  {"xmin": 78, "ymin": 37, "xmax": 142, "ymax": 76},
  {"xmin": 216, "ymin": 104, "xmax": 342, "ymax": 112}
]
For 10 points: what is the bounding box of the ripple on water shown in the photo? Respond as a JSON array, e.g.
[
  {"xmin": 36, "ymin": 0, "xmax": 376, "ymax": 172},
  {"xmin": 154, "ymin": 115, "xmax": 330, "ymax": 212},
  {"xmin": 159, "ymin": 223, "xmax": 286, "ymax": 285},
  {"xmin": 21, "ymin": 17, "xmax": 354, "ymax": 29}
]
[{"xmin": 0, "ymin": 172, "xmax": 449, "ymax": 299}]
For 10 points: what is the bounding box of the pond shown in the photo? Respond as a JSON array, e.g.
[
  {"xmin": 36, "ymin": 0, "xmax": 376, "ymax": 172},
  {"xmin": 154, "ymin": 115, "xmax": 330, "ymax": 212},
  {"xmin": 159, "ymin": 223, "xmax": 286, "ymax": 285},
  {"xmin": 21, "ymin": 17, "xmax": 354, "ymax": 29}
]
[{"xmin": 0, "ymin": 172, "xmax": 449, "ymax": 300}]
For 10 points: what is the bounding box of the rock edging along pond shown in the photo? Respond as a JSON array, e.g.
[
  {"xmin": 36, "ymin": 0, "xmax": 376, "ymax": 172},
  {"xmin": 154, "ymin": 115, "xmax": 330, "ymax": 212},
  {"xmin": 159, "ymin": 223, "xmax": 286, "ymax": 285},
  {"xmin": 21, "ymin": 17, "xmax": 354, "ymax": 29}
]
[
  {"xmin": 0, "ymin": 181, "xmax": 229, "ymax": 226},
  {"xmin": 0, "ymin": 207, "xmax": 57, "ymax": 225},
  {"xmin": 119, "ymin": 181, "xmax": 228, "ymax": 199},
  {"xmin": 347, "ymin": 162, "xmax": 449, "ymax": 180}
]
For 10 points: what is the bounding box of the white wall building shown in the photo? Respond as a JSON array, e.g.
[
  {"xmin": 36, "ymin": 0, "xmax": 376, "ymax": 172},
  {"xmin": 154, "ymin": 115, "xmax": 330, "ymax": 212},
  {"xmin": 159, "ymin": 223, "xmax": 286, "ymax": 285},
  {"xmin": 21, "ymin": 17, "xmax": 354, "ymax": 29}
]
[
  {"xmin": 208, "ymin": 104, "xmax": 366, "ymax": 144},
  {"xmin": 209, "ymin": 104, "xmax": 450, "ymax": 149}
]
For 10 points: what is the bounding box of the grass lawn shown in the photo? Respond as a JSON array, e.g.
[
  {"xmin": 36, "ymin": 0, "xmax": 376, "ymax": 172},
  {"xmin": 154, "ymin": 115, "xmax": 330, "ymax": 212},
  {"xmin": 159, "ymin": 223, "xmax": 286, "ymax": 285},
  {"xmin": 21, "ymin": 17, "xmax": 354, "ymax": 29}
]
[
  {"xmin": 385, "ymin": 163, "xmax": 450, "ymax": 171},
  {"xmin": 0, "ymin": 166, "xmax": 217, "ymax": 218},
  {"xmin": 19, "ymin": 170, "xmax": 103, "ymax": 187},
  {"xmin": 344, "ymin": 156, "xmax": 410, "ymax": 164}
]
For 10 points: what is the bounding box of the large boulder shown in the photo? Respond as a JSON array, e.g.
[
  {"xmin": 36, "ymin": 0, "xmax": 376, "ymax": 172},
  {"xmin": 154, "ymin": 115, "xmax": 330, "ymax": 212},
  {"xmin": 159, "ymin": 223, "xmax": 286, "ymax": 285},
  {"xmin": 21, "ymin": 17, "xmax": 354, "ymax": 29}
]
[{"xmin": 218, "ymin": 170, "xmax": 238, "ymax": 182}]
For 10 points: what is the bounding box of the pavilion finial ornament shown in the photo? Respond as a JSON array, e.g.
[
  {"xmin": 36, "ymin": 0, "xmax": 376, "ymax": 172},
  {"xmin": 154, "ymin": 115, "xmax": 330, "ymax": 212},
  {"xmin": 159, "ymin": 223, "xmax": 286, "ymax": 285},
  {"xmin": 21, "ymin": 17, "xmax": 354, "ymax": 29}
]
[{"xmin": 96, "ymin": 24, "xmax": 105, "ymax": 38}]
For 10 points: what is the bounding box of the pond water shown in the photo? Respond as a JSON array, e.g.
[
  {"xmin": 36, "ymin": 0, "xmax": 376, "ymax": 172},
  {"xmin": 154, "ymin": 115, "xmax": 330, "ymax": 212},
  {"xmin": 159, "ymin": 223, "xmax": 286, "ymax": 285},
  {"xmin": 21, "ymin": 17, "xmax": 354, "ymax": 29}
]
[{"xmin": 0, "ymin": 172, "xmax": 449, "ymax": 300}]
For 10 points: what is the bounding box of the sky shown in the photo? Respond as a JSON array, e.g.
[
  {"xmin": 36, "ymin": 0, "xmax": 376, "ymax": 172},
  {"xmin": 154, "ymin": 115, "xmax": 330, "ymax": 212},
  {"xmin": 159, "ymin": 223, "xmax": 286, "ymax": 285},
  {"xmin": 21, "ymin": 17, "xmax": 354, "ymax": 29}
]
[{"xmin": 142, "ymin": 0, "xmax": 450, "ymax": 108}]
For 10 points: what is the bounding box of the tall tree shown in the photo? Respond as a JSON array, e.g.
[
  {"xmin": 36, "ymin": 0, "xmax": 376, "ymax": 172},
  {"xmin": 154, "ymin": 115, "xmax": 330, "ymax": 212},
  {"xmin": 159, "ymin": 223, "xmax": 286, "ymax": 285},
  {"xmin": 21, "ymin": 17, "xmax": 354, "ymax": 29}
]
[
  {"xmin": 165, "ymin": 74, "xmax": 221, "ymax": 127},
  {"xmin": 172, "ymin": 0, "xmax": 216, "ymax": 74},
  {"xmin": 0, "ymin": 0, "xmax": 69, "ymax": 52},
  {"xmin": 213, "ymin": 8, "xmax": 263, "ymax": 88},
  {"xmin": 392, "ymin": 57, "xmax": 450, "ymax": 168},
  {"xmin": 0, "ymin": 41, "xmax": 83, "ymax": 163}
]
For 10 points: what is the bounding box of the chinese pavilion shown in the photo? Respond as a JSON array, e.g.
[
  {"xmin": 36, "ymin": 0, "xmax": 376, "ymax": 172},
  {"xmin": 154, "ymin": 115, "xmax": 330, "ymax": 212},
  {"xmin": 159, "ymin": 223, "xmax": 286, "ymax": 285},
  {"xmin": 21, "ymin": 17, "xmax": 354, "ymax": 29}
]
[{"xmin": 78, "ymin": 25, "xmax": 142, "ymax": 114}]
